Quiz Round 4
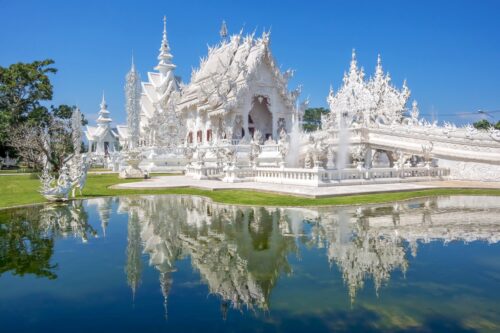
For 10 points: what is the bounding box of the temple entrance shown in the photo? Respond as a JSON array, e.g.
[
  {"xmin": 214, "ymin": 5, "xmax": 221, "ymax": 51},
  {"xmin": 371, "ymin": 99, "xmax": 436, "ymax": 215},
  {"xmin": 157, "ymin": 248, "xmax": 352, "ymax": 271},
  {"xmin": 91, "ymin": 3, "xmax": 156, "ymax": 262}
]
[
  {"xmin": 249, "ymin": 95, "xmax": 272, "ymax": 139},
  {"xmin": 373, "ymin": 150, "xmax": 392, "ymax": 168}
]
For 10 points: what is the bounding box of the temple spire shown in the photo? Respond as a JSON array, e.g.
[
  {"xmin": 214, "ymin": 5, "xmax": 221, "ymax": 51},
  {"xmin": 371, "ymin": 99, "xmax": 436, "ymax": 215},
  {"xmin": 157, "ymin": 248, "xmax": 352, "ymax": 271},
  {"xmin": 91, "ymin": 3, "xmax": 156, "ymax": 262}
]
[
  {"xmin": 156, "ymin": 16, "xmax": 176, "ymax": 76},
  {"xmin": 220, "ymin": 20, "xmax": 228, "ymax": 40},
  {"xmin": 130, "ymin": 52, "xmax": 136, "ymax": 72},
  {"xmin": 376, "ymin": 54, "xmax": 383, "ymax": 76},
  {"xmin": 100, "ymin": 92, "xmax": 107, "ymax": 109},
  {"xmin": 350, "ymin": 48, "xmax": 358, "ymax": 72}
]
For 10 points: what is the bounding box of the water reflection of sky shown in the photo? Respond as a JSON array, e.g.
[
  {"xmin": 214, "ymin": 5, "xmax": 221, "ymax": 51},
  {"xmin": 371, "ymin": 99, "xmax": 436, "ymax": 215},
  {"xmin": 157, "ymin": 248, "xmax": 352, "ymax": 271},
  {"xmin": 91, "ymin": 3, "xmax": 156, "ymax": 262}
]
[{"xmin": 0, "ymin": 195, "xmax": 499, "ymax": 333}]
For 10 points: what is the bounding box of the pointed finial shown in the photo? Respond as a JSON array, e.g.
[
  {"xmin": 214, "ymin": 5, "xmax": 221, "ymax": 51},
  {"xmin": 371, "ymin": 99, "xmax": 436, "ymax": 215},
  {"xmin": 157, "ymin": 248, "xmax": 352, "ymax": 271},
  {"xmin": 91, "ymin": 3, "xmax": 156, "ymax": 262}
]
[
  {"xmin": 375, "ymin": 53, "xmax": 383, "ymax": 76},
  {"xmin": 160, "ymin": 16, "xmax": 169, "ymax": 51},
  {"xmin": 101, "ymin": 91, "xmax": 106, "ymax": 109},
  {"xmin": 350, "ymin": 49, "xmax": 357, "ymax": 71},
  {"xmin": 156, "ymin": 15, "xmax": 175, "ymax": 73},
  {"xmin": 220, "ymin": 20, "xmax": 228, "ymax": 40}
]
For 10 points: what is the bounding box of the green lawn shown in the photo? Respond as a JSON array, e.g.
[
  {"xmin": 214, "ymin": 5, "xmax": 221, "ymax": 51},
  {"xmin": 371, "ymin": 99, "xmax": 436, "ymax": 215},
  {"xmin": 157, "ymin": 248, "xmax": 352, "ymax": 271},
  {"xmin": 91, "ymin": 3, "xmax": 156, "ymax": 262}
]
[
  {"xmin": 1, "ymin": 173, "xmax": 500, "ymax": 209},
  {"xmin": 0, "ymin": 169, "xmax": 36, "ymax": 174}
]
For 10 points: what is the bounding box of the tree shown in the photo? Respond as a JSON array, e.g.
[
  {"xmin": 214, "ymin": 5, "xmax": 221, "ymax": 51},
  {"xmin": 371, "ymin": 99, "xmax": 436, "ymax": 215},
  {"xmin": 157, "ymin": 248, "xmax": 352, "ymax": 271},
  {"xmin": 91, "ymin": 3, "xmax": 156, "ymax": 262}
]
[
  {"xmin": 473, "ymin": 119, "xmax": 500, "ymax": 130},
  {"xmin": 0, "ymin": 59, "xmax": 57, "ymax": 155},
  {"xmin": 302, "ymin": 107, "xmax": 329, "ymax": 132},
  {"xmin": 0, "ymin": 60, "xmax": 87, "ymax": 169},
  {"xmin": 8, "ymin": 105, "xmax": 87, "ymax": 171}
]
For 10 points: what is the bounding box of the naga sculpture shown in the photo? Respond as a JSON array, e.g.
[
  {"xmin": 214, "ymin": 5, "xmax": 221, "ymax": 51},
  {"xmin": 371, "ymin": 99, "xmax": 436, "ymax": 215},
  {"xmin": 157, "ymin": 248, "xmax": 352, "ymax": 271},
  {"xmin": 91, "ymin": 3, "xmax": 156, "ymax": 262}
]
[
  {"xmin": 40, "ymin": 155, "xmax": 89, "ymax": 202},
  {"xmin": 40, "ymin": 108, "xmax": 90, "ymax": 202}
]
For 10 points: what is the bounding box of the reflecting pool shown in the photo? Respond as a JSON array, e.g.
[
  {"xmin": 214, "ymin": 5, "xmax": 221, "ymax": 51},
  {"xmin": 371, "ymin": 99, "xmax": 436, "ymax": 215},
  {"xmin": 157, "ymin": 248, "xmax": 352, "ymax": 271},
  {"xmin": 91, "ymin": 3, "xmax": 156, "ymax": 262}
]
[{"xmin": 1, "ymin": 195, "xmax": 499, "ymax": 332}]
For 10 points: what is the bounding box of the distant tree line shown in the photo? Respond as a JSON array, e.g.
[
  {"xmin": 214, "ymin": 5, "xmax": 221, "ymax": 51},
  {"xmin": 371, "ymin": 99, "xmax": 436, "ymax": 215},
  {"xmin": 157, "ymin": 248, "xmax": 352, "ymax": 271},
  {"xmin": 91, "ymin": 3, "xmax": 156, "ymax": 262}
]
[
  {"xmin": 0, "ymin": 60, "xmax": 86, "ymax": 171},
  {"xmin": 472, "ymin": 119, "xmax": 500, "ymax": 130}
]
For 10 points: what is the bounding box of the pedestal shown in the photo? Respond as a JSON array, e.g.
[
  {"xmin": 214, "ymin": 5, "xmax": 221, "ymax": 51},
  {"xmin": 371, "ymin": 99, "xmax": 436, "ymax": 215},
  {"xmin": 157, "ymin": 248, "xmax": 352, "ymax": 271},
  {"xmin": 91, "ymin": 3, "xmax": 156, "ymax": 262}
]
[
  {"xmin": 222, "ymin": 165, "xmax": 242, "ymax": 183},
  {"xmin": 119, "ymin": 151, "xmax": 144, "ymax": 179},
  {"xmin": 191, "ymin": 165, "xmax": 209, "ymax": 180}
]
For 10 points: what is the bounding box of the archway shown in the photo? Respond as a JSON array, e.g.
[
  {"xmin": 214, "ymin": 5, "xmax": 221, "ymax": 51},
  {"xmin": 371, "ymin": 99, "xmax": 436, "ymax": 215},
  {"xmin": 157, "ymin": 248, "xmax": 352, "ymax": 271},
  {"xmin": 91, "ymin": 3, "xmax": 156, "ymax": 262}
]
[{"xmin": 249, "ymin": 95, "xmax": 272, "ymax": 140}]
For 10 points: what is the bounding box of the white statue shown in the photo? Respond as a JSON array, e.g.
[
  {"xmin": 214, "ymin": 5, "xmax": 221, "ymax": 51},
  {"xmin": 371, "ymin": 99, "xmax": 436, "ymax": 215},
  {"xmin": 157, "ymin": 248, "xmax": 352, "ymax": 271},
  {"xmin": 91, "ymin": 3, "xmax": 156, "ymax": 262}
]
[
  {"xmin": 277, "ymin": 128, "xmax": 289, "ymax": 163},
  {"xmin": 40, "ymin": 107, "xmax": 90, "ymax": 201}
]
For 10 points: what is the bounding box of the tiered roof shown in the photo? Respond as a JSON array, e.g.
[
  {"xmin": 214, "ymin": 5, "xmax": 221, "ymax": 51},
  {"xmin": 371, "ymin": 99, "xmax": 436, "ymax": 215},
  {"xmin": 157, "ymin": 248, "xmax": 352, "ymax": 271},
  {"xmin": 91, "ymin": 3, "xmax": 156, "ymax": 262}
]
[
  {"xmin": 96, "ymin": 94, "xmax": 112, "ymax": 126},
  {"xmin": 141, "ymin": 16, "xmax": 180, "ymax": 119},
  {"xmin": 84, "ymin": 94, "xmax": 118, "ymax": 142}
]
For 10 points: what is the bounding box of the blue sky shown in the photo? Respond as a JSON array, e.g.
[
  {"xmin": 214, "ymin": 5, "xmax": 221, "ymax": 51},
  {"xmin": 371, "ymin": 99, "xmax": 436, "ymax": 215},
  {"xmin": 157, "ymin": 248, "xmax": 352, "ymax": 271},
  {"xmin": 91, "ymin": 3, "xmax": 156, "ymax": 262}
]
[{"xmin": 1, "ymin": 0, "xmax": 499, "ymax": 125}]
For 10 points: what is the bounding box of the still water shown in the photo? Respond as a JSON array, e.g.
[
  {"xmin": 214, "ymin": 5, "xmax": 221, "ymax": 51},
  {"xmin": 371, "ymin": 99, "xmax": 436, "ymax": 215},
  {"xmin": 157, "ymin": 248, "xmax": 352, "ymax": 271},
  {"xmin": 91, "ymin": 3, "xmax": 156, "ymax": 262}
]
[{"xmin": 0, "ymin": 195, "xmax": 499, "ymax": 332}]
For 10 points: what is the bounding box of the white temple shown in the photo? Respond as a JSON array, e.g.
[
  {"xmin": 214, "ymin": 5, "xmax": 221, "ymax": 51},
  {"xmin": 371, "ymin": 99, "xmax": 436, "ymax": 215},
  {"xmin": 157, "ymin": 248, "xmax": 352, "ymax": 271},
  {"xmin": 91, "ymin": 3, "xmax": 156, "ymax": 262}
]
[
  {"xmin": 84, "ymin": 17, "xmax": 500, "ymax": 183},
  {"xmin": 84, "ymin": 94, "xmax": 120, "ymax": 156}
]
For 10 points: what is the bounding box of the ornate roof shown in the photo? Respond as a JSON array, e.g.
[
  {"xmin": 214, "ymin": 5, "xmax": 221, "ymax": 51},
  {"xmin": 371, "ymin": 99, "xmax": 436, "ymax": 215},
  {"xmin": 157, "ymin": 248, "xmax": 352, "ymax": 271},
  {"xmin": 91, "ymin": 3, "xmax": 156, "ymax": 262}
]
[
  {"xmin": 84, "ymin": 95, "xmax": 118, "ymax": 141},
  {"xmin": 178, "ymin": 30, "xmax": 299, "ymax": 115},
  {"xmin": 325, "ymin": 50, "xmax": 410, "ymax": 129},
  {"xmin": 96, "ymin": 94, "xmax": 112, "ymax": 126},
  {"xmin": 140, "ymin": 17, "xmax": 180, "ymax": 120}
]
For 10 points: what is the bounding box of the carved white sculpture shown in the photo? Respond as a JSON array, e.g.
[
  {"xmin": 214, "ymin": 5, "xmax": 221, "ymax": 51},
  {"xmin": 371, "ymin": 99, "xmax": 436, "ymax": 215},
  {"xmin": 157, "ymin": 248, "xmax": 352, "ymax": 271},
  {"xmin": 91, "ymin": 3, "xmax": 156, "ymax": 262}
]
[
  {"xmin": 0, "ymin": 152, "xmax": 18, "ymax": 168},
  {"xmin": 40, "ymin": 107, "xmax": 89, "ymax": 201},
  {"xmin": 325, "ymin": 50, "xmax": 410, "ymax": 130},
  {"xmin": 125, "ymin": 57, "xmax": 141, "ymax": 150},
  {"xmin": 277, "ymin": 128, "xmax": 289, "ymax": 165},
  {"xmin": 120, "ymin": 58, "xmax": 145, "ymax": 179}
]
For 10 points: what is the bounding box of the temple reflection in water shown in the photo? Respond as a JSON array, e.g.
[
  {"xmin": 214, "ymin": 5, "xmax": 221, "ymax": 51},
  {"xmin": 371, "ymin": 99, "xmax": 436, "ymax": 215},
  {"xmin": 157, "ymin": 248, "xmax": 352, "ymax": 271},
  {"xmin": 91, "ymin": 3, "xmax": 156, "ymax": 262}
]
[
  {"xmin": 27, "ymin": 195, "xmax": 500, "ymax": 318},
  {"xmin": 115, "ymin": 195, "xmax": 500, "ymax": 314}
]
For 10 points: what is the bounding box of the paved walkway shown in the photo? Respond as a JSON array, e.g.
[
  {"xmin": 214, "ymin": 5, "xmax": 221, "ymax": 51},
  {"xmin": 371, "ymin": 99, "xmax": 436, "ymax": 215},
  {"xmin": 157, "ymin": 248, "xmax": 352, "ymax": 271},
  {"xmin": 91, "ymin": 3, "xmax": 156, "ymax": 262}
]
[
  {"xmin": 110, "ymin": 175, "xmax": 500, "ymax": 198},
  {"xmin": 418, "ymin": 180, "xmax": 500, "ymax": 189}
]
